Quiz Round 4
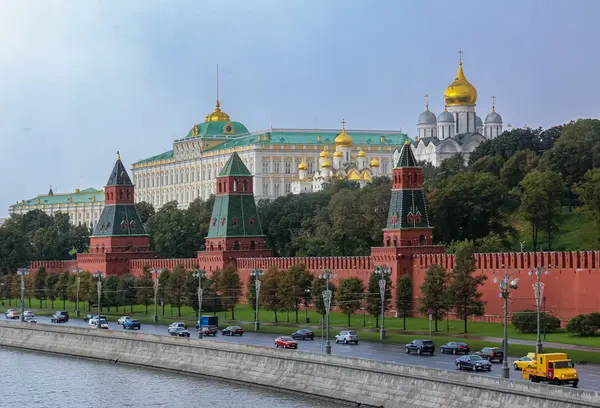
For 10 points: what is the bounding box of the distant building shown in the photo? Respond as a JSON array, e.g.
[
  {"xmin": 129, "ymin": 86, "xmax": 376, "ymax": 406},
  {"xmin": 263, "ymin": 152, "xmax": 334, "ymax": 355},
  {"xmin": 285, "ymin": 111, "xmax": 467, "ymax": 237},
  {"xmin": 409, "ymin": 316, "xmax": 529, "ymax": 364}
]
[
  {"xmin": 0, "ymin": 217, "xmax": 5, "ymax": 226},
  {"xmin": 8, "ymin": 186, "xmax": 105, "ymax": 228}
]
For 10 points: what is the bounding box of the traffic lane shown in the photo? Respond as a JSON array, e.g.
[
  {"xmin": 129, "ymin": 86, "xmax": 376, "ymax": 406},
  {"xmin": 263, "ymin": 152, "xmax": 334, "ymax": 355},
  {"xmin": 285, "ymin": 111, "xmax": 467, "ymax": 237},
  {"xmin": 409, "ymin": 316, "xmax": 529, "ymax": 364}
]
[{"xmin": 22, "ymin": 317, "xmax": 600, "ymax": 392}]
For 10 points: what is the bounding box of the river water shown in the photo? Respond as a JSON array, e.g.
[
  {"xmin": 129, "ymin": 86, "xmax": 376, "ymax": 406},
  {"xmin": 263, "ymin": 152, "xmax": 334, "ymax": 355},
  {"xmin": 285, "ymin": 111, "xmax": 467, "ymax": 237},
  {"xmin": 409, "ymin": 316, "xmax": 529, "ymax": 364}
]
[{"xmin": 0, "ymin": 348, "xmax": 339, "ymax": 408}]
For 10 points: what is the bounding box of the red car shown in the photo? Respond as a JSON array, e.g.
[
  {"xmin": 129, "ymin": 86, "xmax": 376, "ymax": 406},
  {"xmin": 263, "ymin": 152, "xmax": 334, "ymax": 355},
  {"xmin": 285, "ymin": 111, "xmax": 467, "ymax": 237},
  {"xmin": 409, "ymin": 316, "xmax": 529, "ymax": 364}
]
[{"xmin": 274, "ymin": 336, "xmax": 298, "ymax": 349}]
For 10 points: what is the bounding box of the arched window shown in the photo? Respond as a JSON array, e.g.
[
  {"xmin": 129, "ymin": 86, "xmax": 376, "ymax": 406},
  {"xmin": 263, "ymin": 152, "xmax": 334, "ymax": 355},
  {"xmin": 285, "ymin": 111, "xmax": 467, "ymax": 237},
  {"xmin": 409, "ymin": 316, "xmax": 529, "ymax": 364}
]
[
  {"xmin": 419, "ymin": 234, "xmax": 426, "ymax": 246},
  {"xmin": 217, "ymin": 242, "xmax": 222, "ymax": 251},
  {"xmin": 386, "ymin": 236, "xmax": 391, "ymax": 247},
  {"xmin": 233, "ymin": 241, "xmax": 240, "ymax": 250},
  {"xmin": 233, "ymin": 179, "xmax": 238, "ymax": 192},
  {"xmin": 126, "ymin": 190, "xmax": 130, "ymax": 199},
  {"xmin": 218, "ymin": 183, "xmax": 222, "ymax": 193},
  {"xmin": 250, "ymin": 240, "xmax": 256, "ymax": 249},
  {"xmin": 119, "ymin": 190, "xmax": 123, "ymax": 200},
  {"xmin": 393, "ymin": 237, "xmax": 398, "ymax": 247},
  {"xmin": 243, "ymin": 179, "xmax": 248, "ymax": 192}
]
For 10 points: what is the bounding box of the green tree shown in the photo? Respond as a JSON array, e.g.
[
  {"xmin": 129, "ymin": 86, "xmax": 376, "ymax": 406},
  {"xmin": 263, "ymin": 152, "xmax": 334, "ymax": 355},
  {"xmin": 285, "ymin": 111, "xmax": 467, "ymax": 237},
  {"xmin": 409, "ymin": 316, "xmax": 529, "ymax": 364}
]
[
  {"xmin": 168, "ymin": 265, "xmax": 188, "ymax": 316},
  {"xmin": 136, "ymin": 266, "xmax": 154, "ymax": 315},
  {"xmin": 219, "ymin": 265, "xmax": 242, "ymax": 319},
  {"xmin": 103, "ymin": 275, "xmax": 120, "ymax": 312},
  {"xmin": 202, "ymin": 276, "xmax": 223, "ymax": 315},
  {"xmin": 58, "ymin": 271, "xmax": 70, "ymax": 309},
  {"xmin": 469, "ymin": 155, "xmax": 505, "ymax": 177},
  {"xmin": 395, "ymin": 275, "xmax": 413, "ymax": 330},
  {"xmin": 246, "ymin": 273, "xmax": 258, "ymax": 315},
  {"xmin": 1, "ymin": 273, "xmax": 15, "ymax": 306},
  {"xmin": 430, "ymin": 171, "xmax": 509, "ymax": 244},
  {"xmin": 311, "ymin": 275, "xmax": 337, "ymax": 317},
  {"xmin": 515, "ymin": 170, "xmax": 563, "ymax": 251},
  {"xmin": 45, "ymin": 273, "xmax": 60, "ymax": 309},
  {"xmin": 446, "ymin": 243, "xmax": 487, "ymax": 333},
  {"xmin": 34, "ymin": 267, "xmax": 48, "ymax": 308},
  {"xmin": 157, "ymin": 269, "xmax": 171, "ymax": 315},
  {"xmin": 150, "ymin": 202, "xmax": 198, "ymax": 258},
  {"xmin": 577, "ymin": 168, "xmax": 600, "ymax": 239},
  {"xmin": 24, "ymin": 272, "xmax": 35, "ymax": 308},
  {"xmin": 365, "ymin": 270, "xmax": 392, "ymax": 328},
  {"xmin": 260, "ymin": 265, "xmax": 285, "ymax": 322},
  {"xmin": 69, "ymin": 271, "xmax": 91, "ymax": 310},
  {"xmin": 500, "ymin": 149, "xmax": 539, "ymax": 189},
  {"xmin": 185, "ymin": 197, "xmax": 215, "ymax": 251},
  {"xmin": 419, "ymin": 264, "xmax": 449, "ymax": 332},
  {"xmin": 337, "ymin": 277, "xmax": 364, "ymax": 326},
  {"xmin": 135, "ymin": 201, "xmax": 155, "ymax": 227},
  {"xmin": 279, "ymin": 263, "xmax": 313, "ymax": 323},
  {"xmin": 118, "ymin": 273, "xmax": 138, "ymax": 314},
  {"xmin": 0, "ymin": 224, "xmax": 32, "ymax": 273}
]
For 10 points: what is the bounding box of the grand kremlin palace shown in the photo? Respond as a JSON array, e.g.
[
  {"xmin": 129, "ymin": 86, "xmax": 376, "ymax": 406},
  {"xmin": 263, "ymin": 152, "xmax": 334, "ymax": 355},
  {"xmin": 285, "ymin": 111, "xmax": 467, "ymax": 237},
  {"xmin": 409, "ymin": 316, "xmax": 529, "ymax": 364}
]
[{"xmin": 9, "ymin": 56, "xmax": 505, "ymax": 219}]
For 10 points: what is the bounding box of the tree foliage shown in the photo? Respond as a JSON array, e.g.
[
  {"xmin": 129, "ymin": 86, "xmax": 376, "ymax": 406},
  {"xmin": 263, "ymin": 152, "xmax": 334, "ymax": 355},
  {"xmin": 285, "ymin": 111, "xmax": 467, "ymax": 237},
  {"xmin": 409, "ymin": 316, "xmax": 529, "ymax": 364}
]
[
  {"xmin": 260, "ymin": 265, "xmax": 285, "ymax": 322},
  {"xmin": 279, "ymin": 263, "xmax": 313, "ymax": 323},
  {"xmin": 365, "ymin": 270, "xmax": 392, "ymax": 328},
  {"xmin": 446, "ymin": 243, "xmax": 487, "ymax": 333},
  {"xmin": 512, "ymin": 310, "xmax": 561, "ymax": 333},
  {"xmin": 577, "ymin": 168, "xmax": 600, "ymax": 239},
  {"xmin": 219, "ymin": 265, "xmax": 241, "ymax": 319},
  {"xmin": 566, "ymin": 313, "xmax": 600, "ymax": 336},
  {"xmin": 395, "ymin": 275, "xmax": 413, "ymax": 330},
  {"xmin": 419, "ymin": 264, "xmax": 449, "ymax": 332},
  {"xmin": 311, "ymin": 275, "xmax": 337, "ymax": 317},
  {"xmin": 337, "ymin": 277, "xmax": 364, "ymax": 326}
]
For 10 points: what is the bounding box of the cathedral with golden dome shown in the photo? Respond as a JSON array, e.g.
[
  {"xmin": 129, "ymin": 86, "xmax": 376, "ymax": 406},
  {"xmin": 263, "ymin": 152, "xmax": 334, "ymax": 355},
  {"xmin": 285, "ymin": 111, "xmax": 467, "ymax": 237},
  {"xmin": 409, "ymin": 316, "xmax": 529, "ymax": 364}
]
[{"xmin": 412, "ymin": 52, "xmax": 504, "ymax": 166}]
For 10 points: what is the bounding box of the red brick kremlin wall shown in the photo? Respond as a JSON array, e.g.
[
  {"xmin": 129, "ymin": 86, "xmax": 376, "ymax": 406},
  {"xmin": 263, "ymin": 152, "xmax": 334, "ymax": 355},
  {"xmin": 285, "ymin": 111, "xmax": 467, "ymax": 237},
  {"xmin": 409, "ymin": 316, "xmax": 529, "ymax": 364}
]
[{"xmin": 29, "ymin": 249, "xmax": 600, "ymax": 322}]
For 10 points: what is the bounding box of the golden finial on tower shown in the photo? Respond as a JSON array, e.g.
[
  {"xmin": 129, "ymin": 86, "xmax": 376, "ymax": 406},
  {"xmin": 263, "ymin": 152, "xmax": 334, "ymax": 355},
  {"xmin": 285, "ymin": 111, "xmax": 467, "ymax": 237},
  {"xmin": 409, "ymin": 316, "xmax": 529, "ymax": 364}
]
[
  {"xmin": 117, "ymin": 151, "xmax": 121, "ymax": 160},
  {"xmin": 491, "ymin": 95, "xmax": 496, "ymax": 112},
  {"xmin": 341, "ymin": 118, "xmax": 346, "ymax": 130},
  {"xmin": 424, "ymin": 94, "xmax": 429, "ymax": 111}
]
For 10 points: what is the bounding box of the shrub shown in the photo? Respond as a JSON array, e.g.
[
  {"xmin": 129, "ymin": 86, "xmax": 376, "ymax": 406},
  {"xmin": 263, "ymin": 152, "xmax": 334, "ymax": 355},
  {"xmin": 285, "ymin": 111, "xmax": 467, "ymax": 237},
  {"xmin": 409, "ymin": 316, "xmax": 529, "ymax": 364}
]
[
  {"xmin": 512, "ymin": 310, "xmax": 561, "ymax": 333},
  {"xmin": 566, "ymin": 313, "xmax": 600, "ymax": 336}
]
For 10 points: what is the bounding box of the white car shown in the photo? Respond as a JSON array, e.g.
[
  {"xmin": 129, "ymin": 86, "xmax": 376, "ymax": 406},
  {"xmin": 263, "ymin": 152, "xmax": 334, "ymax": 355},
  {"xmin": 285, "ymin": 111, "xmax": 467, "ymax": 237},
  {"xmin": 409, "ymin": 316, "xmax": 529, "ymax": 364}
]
[
  {"xmin": 335, "ymin": 330, "xmax": 359, "ymax": 345},
  {"xmin": 24, "ymin": 315, "xmax": 37, "ymax": 323},
  {"xmin": 4, "ymin": 309, "xmax": 19, "ymax": 319},
  {"xmin": 168, "ymin": 322, "xmax": 187, "ymax": 334},
  {"xmin": 117, "ymin": 316, "xmax": 131, "ymax": 325},
  {"xmin": 23, "ymin": 311, "xmax": 34, "ymax": 318},
  {"xmin": 89, "ymin": 318, "xmax": 109, "ymax": 329}
]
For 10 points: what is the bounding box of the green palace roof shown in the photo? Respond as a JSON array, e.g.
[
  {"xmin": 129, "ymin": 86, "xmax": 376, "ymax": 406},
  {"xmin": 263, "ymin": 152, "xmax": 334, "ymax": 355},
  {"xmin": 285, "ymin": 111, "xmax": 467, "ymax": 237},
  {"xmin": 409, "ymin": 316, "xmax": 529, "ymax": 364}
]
[
  {"xmin": 134, "ymin": 122, "xmax": 411, "ymax": 165},
  {"xmin": 13, "ymin": 188, "xmax": 104, "ymax": 207}
]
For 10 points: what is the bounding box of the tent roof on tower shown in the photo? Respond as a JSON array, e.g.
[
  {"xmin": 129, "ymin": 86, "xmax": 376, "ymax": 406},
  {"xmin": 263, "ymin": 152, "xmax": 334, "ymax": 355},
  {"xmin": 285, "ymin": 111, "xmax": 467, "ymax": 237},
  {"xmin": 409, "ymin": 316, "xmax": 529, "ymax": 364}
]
[
  {"xmin": 218, "ymin": 152, "xmax": 252, "ymax": 177},
  {"xmin": 395, "ymin": 140, "xmax": 418, "ymax": 168}
]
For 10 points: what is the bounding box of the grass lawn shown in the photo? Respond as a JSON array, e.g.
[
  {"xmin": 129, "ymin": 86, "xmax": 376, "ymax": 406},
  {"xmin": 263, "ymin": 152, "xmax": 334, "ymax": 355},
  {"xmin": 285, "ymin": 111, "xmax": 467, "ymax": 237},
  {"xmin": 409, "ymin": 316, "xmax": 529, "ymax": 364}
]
[{"xmin": 511, "ymin": 210, "xmax": 599, "ymax": 251}]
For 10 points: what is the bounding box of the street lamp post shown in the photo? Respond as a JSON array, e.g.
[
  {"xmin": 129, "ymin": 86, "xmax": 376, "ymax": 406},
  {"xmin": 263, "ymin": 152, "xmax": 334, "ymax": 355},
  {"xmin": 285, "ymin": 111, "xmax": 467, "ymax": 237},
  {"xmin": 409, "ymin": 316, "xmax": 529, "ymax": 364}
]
[
  {"xmin": 304, "ymin": 288, "xmax": 311, "ymax": 323},
  {"xmin": 250, "ymin": 269, "xmax": 263, "ymax": 331},
  {"xmin": 493, "ymin": 272, "xmax": 520, "ymax": 379},
  {"xmin": 529, "ymin": 265, "xmax": 549, "ymax": 355},
  {"xmin": 93, "ymin": 272, "xmax": 104, "ymax": 327},
  {"xmin": 374, "ymin": 265, "xmax": 391, "ymax": 342},
  {"xmin": 150, "ymin": 268, "xmax": 162, "ymax": 323},
  {"xmin": 192, "ymin": 269, "xmax": 207, "ymax": 338},
  {"xmin": 72, "ymin": 267, "xmax": 82, "ymax": 317},
  {"xmin": 17, "ymin": 268, "xmax": 29, "ymax": 322},
  {"xmin": 319, "ymin": 270, "xmax": 336, "ymax": 355}
]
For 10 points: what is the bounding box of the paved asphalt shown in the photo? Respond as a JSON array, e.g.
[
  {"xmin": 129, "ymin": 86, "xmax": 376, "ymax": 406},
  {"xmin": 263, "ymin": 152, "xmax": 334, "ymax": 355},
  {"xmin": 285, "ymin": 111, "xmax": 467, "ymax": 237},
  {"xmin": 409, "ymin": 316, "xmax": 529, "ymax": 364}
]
[{"xmin": 10, "ymin": 316, "xmax": 600, "ymax": 392}]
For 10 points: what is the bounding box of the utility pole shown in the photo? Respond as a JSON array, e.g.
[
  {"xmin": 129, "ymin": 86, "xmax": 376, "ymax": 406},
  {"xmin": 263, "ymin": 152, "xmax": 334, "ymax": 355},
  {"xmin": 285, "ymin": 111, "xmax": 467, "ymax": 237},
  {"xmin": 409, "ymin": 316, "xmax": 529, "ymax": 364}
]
[
  {"xmin": 192, "ymin": 269, "xmax": 207, "ymax": 338},
  {"xmin": 17, "ymin": 268, "xmax": 29, "ymax": 322},
  {"xmin": 150, "ymin": 268, "xmax": 162, "ymax": 323},
  {"xmin": 374, "ymin": 265, "xmax": 391, "ymax": 341},
  {"xmin": 72, "ymin": 267, "xmax": 82, "ymax": 317}
]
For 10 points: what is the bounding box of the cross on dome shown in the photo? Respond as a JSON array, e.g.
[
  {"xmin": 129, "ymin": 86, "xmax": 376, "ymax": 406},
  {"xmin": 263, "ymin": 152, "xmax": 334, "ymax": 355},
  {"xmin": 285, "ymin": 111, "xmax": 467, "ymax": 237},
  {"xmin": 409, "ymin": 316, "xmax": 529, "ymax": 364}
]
[
  {"xmin": 424, "ymin": 94, "xmax": 429, "ymax": 110},
  {"xmin": 341, "ymin": 118, "xmax": 346, "ymax": 129},
  {"xmin": 491, "ymin": 96, "xmax": 496, "ymax": 111},
  {"xmin": 457, "ymin": 49, "xmax": 463, "ymax": 64}
]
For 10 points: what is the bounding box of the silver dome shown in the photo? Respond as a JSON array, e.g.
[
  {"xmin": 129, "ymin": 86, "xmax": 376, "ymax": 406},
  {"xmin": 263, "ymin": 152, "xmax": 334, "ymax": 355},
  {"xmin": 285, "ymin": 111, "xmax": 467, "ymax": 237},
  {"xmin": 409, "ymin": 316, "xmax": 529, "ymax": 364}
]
[
  {"xmin": 485, "ymin": 111, "xmax": 503, "ymax": 124},
  {"xmin": 418, "ymin": 110, "xmax": 437, "ymax": 125},
  {"xmin": 437, "ymin": 111, "xmax": 454, "ymax": 123},
  {"xmin": 476, "ymin": 115, "xmax": 483, "ymax": 127}
]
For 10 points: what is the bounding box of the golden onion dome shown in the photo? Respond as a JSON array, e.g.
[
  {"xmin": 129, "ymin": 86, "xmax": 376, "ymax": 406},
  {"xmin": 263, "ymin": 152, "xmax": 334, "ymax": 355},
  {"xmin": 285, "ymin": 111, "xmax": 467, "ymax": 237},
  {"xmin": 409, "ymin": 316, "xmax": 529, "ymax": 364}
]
[
  {"xmin": 357, "ymin": 148, "xmax": 366, "ymax": 158},
  {"xmin": 444, "ymin": 61, "xmax": 477, "ymax": 106},
  {"xmin": 298, "ymin": 159, "xmax": 308, "ymax": 171},
  {"xmin": 319, "ymin": 147, "xmax": 331, "ymax": 158},
  {"xmin": 205, "ymin": 100, "xmax": 231, "ymax": 122},
  {"xmin": 321, "ymin": 158, "xmax": 332, "ymax": 168},
  {"xmin": 334, "ymin": 119, "xmax": 353, "ymax": 146},
  {"xmin": 369, "ymin": 157, "xmax": 380, "ymax": 168},
  {"xmin": 333, "ymin": 151, "xmax": 343, "ymax": 158}
]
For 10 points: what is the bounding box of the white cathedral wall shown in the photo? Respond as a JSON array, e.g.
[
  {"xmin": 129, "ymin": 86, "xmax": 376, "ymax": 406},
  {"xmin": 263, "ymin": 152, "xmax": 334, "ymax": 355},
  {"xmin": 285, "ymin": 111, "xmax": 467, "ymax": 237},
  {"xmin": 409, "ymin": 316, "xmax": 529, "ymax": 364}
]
[{"xmin": 447, "ymin": 105, "xmax": 477, "ymax": 134}]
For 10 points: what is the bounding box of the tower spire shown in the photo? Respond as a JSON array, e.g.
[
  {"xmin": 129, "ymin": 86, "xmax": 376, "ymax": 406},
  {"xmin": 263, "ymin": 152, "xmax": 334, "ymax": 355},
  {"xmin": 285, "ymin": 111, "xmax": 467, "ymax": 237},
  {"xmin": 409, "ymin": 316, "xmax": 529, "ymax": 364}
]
[
  {"xmin": 117, "ymin": 150, "xmax": 121, "ymax": 161},
  {"xmin": 216, "ymin": 63, "xmax": 220, "ymax": 104},
  {"xmin": 491, "ymin": 95, "xmax": 496, "ymax": 112},
  {"xmin": 457, "ymin": 49, "xmax": 463, "ymax": 65}
]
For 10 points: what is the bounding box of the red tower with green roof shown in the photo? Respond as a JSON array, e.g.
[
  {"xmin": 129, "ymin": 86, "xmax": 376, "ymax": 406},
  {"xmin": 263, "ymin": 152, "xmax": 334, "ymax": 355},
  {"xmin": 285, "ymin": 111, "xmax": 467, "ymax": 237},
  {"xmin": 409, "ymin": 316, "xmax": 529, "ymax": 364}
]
[
  {"xmin": 198, "ymin": 152, "xmax": 272, "ymax": 272},
  {"xmin": 78, "ymin": 152, "xmax": 155, "ymax": 275}
]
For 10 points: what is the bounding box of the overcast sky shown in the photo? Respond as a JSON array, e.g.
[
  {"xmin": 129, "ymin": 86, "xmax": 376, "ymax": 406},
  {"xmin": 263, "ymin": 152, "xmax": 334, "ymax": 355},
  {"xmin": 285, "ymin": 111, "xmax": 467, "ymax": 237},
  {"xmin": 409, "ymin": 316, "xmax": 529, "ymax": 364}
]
[{"xmin": 1, "ymin": 0, "xmax": 599, "ymax": 215}]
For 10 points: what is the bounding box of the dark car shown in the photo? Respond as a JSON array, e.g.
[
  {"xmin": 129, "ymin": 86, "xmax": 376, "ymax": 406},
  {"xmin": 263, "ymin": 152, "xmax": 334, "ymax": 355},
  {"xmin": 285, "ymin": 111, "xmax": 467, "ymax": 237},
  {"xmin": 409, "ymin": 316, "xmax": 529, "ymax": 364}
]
[
  {"xmin": 405, "ymin": 339, "xmax": 435, "ymax": 355},
  {"xmin": 440, "ymin": 342, "xmax": 470, "ymax": 355},
  {"xmin": 198, "ymin": 326, "xmax": 218, "ymax": 337},
  {"xmin": 123, "ymin": 319, "xmax": 141, "ymax": 330},
  {"xmin": 291, "ymin": 329, "xmax": 315, "ymax": 340},
  {"xmin": 170, "ymin": 327, "xmax": 191, "ymax": 337},
  {"xmin": 51, "ymin": 311, "xmax": 69, "ymax": 323},
  {"xmin": 455, "ymin": 355, "xmax": 493, "ymax": 371},
  {"xmin": 222, "ymin": 326, "xmax": 244, "ymax": 336},
  {"xmin": 475, "ymin": 347, "xmax": 504, "ymax": 363}
]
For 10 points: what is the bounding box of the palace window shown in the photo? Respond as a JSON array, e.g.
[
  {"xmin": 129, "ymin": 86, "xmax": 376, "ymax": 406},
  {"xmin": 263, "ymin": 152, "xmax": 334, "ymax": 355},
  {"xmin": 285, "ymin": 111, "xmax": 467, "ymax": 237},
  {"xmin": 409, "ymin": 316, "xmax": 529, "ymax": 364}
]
[
  {"xmin": 274, "ymin": 162, "xmax": 280, "ymax": 174},
  {"xmin": 284, "ymin": 161, "xmax": 291, "ymax": 174},
  {"xmin": 308, "ymin": 161, "xmax": 313, "ymax": 174},
  {"xmin": 285, "ymin": 183, "xmax": 291, "ymax": 194},
  {"xmin": 274, "ymin": 183, "xmax": 280, "ymax": 196},
  {"xmin": 263, "ymin": 182, "xmax": 269, "ymax": 195},
  {"xmin": 263, "ymin": 161, "xmax": 269, "ymax": 174}
]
